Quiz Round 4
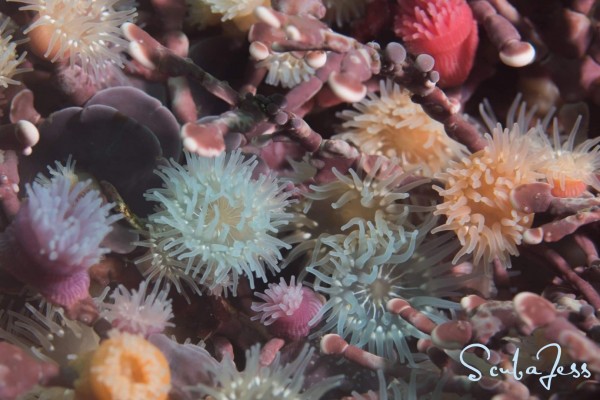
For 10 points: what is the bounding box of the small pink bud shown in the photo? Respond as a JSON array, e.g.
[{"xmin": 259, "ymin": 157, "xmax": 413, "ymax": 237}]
[{"xmin": 251, "ymin": 277, "xmax": 324, "ymax": 340}]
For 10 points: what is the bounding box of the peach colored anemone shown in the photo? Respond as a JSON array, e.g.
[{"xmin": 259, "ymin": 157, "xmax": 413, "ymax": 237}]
[
  {"xmin": 433, "ymin": 122, "xmax": 544, "ymax": 267},
  {"xmin": 335, "ymin": 79, "xmax": 467, "ymax": 177},
  {"xmin": 75, "ymin": 332, "xmax": 171, "ymax": 400}
]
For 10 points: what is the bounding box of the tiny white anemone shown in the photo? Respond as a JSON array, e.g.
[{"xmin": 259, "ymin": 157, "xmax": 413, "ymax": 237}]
[
  {"xmin": 285, "ymin": 155, "xmax": 318, "ymax": 184},
  {"xmin": 534, "ymin": 117, "xmax": 600, "ymax": 197},
  {"xmin": 187, "ymin": 345, "xmax": 342, "ymax": 400},
  {"xmin": 145, "ymin": 150, "xmax": 296, "ymax": 295},
  {"xmin": 35, "ymin": 156, "xmax": 80, "ymax": 187},
  {"xmin": 99, "ymin": 280, "xmax": 174, "ymax": 337},
  {"xmin": 202, "ymin": 0, "xmax": 266, "ymax": 21},
  {"xmin": 0, "ymin": 16, "xmax": 29, "ymax": 88},
  {"xmin": 323, "ymin": 0, "xmax": 367, "ymax": 27},
  {"xmin": 307, "ymin": 224, "xmax": 471, "ymax": 364},
  {"xmin": 257, "ymin": 52, "xmax": 316, "ymax": 89},
  {"xmin": 433, "ymin": 100, "xmax": 545, "ymax": 268},
  {"xmin": 8, "ymin": 0, "xmax": 136, "ymax": 80},
  {"xmin": 251, "ymin": 276, "xmax": 304, "ymax": 325},
  {"xmin": 335, "ymin": 80, "xmax": 468, "ymax": 177}
]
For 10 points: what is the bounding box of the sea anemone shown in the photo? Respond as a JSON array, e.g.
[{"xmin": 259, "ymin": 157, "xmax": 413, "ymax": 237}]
[
  {"xmin": 335, "ymin": 80, "xmax": 467, "ymax": 177},
  {"xmin": 1, "ymin": 170, "xmax": 120, "ymax": 307},
  {"xmin": 251, "ymin": 276, "xmax": 324, "ymax": 340},
  {"xmin": 99, "ymin": 280, "xmax": 174, "ymax": 337},
  {"xmin": 144, "ymin": 150, "xmax": 295, "ymax": 294},
  {"xmin": 287, "ymin": 156, "xmax": 433, "ymax": 265},
  {"xmin": 34, "ymin": 156, "xmax": 91, "ymax": 187},
  {"xmin": 307, "ymin": 227, "xmax": 467, "ymax": 363},
  {"xmin": 187, "ymin": 345, "xmax": 341, "ymax": 400},
  {"xmin": 394, "ymin": 0, "xmax": 478, "ymax": 88},
  {"xmin": 14, "ymin": 174, "xmax": 117, "ymax": 271},
  {"xmin": 534, "ymin": 118, "xmax": 600, "ymax": 197},
  {"xmin": 9, "ymin": 0, "xmax": 136, "ymax": 80},
  {"xmin": 134, "ymin": 224, "xmax": 205, "ymax": 301},
  {"xmin": 305, "ymin": 159, "xmax": 430, "ymax": 237},
  {"xmin": 257, "ymin": 52, "xmax": 316, "ymax": 89},
  {"xmin": 0, "ymin": 17, "xmax": 29, "ymax": 88},
  {"xmin": 75, "ymin": 331, "xmax": 171, "ymax": 400},
  {"xmin": 0, "ymin": 291, "xmax": 99, "ymax": 365},
  {"xmin": 432, "ymin": 118, "xmax": 544, "ymax": 267}
]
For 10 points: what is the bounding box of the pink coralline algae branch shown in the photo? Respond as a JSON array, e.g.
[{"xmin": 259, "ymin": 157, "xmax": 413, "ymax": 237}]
[{"xmin": 2, "ymin": 0, "xmax": 600, "ymax": 399}]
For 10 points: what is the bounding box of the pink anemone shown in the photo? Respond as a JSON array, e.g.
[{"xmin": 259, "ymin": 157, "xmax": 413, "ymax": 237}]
[{"xmin": 394, "ymin": 0, "xmax": 478, "ymax": 88}]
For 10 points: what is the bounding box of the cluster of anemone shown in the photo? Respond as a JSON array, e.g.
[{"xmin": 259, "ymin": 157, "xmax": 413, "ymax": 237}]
[
  {"xmin": 335, "ymin": 79, "xmax": 468, "ymax": 177},
  {"xmin": 187, "ymin": 345, "xmax": 341, "ymax": 400},
  {"xmin": 8, "ymin": 0, "xmax": 136, "ymax": 79},
  {"xmin": 330, "ymin": 81, "xmax": 600, "ymax": 274},
  {"xmin": 307, "ymin": 224, "xmax": 473, "ymax": 363},
  {"xmin": 433, "ymin": 98, "xmax": 600, "ymax": 269},
  {"xmin": 0, "ymin": 16, "xmax": 29, "ymax": 88},
  {"xmin": 139, "ymin": 150, "xmax": 295, "ymax": 295},
  {"xmin": 1, "ymin": 289, "xmax": 172, "ymax": 400},
  {"xmin": 6, "ymin": 3, "xmax": 600, "ymax": 399}
]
